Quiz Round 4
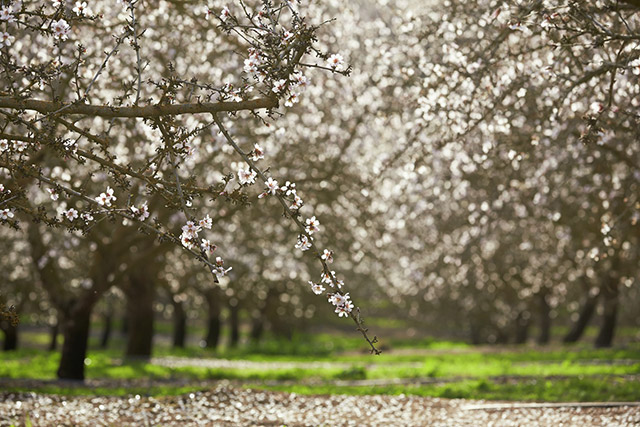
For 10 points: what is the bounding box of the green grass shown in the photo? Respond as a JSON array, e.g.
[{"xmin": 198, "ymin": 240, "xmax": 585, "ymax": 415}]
[
  {"xmin": 2, "ymin": 335, "xmax": 640, "ymax": 402},
  {"xmin": 256, "ymin": 376, "xmax": 640, "ymax": 402}
]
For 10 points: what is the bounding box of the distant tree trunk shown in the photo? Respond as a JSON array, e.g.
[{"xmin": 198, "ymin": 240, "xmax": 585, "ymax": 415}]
[
  {"xmin": 48, "ymin": 321, "xmax": 58, "ymax": 352},
  {"xmin": 172, "ymin": 299, "xmax": 187, "ymax": 349},
  {"xmin": 121, "ymin": 312, "xmax": 128, "ymax": 335},
  {"xmin": 250, "ymin": 308, "xmax": 264, "ymax": 344},
  {"xmin": 264, "ymin": 288, "xmax": 293, "ymax": 339},
  {"xmin": 124, "ymin": 273, "xmax": 155, "ymax": 359},
  {"xmin": 595, "ymin": 275, "xmax": 619, "ymax": 348},
  {"xmin": 537, "ymin": 290, "xmax": 551, "ymax": 345},
  {"xmin": 468, "ymin": 317, "xmax": 481, "ymax": 345},
  {"xmin": 100, "ymin": 311, "xmax": 112, "ymax": 349},
  {"xmin": 1, "ymin": 320, "xmax": 18, "ymax": 351},
  {"xmin": 203, "ymin": 289, "xmax": 221, "ymax": 349},
  {"xmin": 57, "ymin": 302, "xmax": 93, "ymax": 380},
  {"xmin": 564, "ymin": 294, "xmax": 599, "ymax": 343},
  {"xmin": 514, "ymin": 310, "xmax": 530, "ymax": 344},
  {"xmin": 229, "ymin": 300, "xmax": 240, "ymax": 348}
]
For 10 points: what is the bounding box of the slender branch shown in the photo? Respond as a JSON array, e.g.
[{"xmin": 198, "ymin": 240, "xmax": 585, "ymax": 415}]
[{"xmin": 212, "ymin": 113, "xmax": 381, "ymax": 355}]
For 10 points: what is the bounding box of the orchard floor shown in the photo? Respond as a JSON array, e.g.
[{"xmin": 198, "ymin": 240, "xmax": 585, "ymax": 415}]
[{"xmin": 1, "ymin": 386, "xmax": 640, "ymax": 427}]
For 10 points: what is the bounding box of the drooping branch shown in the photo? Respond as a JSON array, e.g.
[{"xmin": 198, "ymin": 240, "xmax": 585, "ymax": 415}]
[{"xmin": 0, "ymin": 96, "xmax": 277, "ymax": 118}]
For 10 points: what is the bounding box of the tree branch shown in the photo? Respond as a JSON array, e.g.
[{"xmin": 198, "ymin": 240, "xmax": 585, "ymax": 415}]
[{"xmin": 0, "ymin": 96, "xmax": 277, "ymax": 118}]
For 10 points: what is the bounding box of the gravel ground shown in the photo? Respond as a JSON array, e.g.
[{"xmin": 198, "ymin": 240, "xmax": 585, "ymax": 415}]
[{"xmin": 1, "ymin": 386, "xmax": 639, "ymax": 426}]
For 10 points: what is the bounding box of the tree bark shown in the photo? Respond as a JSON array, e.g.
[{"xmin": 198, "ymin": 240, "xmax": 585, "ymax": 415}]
[
  {"xmin": 48, "ymin": 321, "xmax": 59, "ymax": 352},
  {"xmin": 203, "ymin": 289, "xmax": 221, "ymax": 349},
  {"xmin": 514, "ymin": 310, "xmax": 530, "ymax": 344},
  {"xmin": 537, "ymin": 290, "xmax": 551, "ymax": 345},
  {"xmin": 250, "ymin": 309, "xmax": 264, "ymax": 344},
  {"xmin": 124, "ymin": 273, "xmax": 155, "ymax": 359},
  {"xmin": 1, "ymin": 319, "xmax": 18, "ymax": 351},
  {"xmin": 172, "ymin": 300, "xmax": 187, "ymax": 349},
  {"xmin": 100, "ymin": 311, "xmax": 112, "ymax": 349},
  {"xmin": 564, "ymin": 294, "xmax": 599, "ymax": 343},
  {"xmin": 595, "ymin": 275, "xmax": 619, "ymax": 348},
  {"xmin": 229, "ymin": 300, "xmax": 240, "ymax": 348},
  {"xmin": 57, "ymin": 302, "xmax": 93, "ymax": 380}
]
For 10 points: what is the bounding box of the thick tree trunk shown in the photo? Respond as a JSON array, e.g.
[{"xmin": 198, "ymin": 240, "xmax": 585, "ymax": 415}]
[
  {"xmin": 48, "ymin": 321, "xmax": 59, "ymax": 352},
  {"xmin": 564, "ymin": 294, "xmax": 599, "ymax": 343},
  {"xmin": 537, "ymin": 290, "xmax": 551, "ymax": 345},
  {"xmin": 100, "ymin": 311, "xmax": 112, "ymax": 349},
  {"xmin": 595, "ymin": 276, "xmax": 619, "ymax": 348},
  {"xmin": 229, "ymin": 300, "xmax": 239, "ymax": 348},
  {"xmin": 124, "ymin": 274, "xmax": 155, "ymax": 359},
  {"xmin": 172, "ymin": 300, "xmax": 187, "ymax": 349},
  {"xmin": 203, "ymin": 290, "xmax": 221, "ymax": 349},
  {"xmin": 514, "ymin": 310, "xmax": 530, "ymax": 344},
  {"xmin": 57, "ymin": 302, "xmax": 93, "ymax": 380},
  {"xmin": 1, "ymin": 320, "xmax": 18, "ymax": 351}
]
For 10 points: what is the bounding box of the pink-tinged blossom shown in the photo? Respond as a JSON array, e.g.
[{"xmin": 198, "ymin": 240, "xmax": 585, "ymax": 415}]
[
  {"xmin": 203, "ymin": 7, "xmax": 214, "ymax": 20},
  {"xmin": 327, "ymin": 53, "xmax": 344, "ymax": 70},
  {"xmin": 284, "ymin": 92, "xmax": 299, "ymax": 107},
  {"xmin": 280, "ymin": 181, "xmax": 296, "ymax": 196},
  {"xmin": 52, "ymin": 19, "xmax": 71, "ymax": 40},
  {"xmin": 63, "ymin": 208, "xmax": 78, "ymax": 221},
  {"xmin": 335, "ymin": 300, "xmax": 354, "ymax": 317},
  {"xmin": 0, "ymin": 208, "xmax": 14, "ymax": 220},
  {"xmin": 181, "ymin": 233, "xmax": 196, "ymax": 250},
  {"xmin": 265, "ymin": 177, "xmax": 279, "ymax": 195},
  {"xmin": 0, "ymin": 6, "xmax": 15, "ymax": 23},
  {"xmin": 0, "ymin": 140, "xmax": 8, "ymax": 151},
  {"xmin": 272, "ymin": 79, "xmax": 287, "ymax": 94},
  {"xmin": 215, "ymin": 256, "xmax": 232, "ymax": 276},
  {"xmin": 95, "ymin": 186, "xmax": 116, "ymax": 207},
  {"xmin": 290, "ymin": 195, "xmax": 303, "ymax": 210},
  {"xmin": 321, "ymin": 249, "xmax": 333, "ymax": 264},
  {"xmin": 309, "ymin": 281, "xmax": 325, "ymax": 295},
  {"xmin": 238, "ymin": 167, "xmax": 257, "ymax": 185},
  {"xmin": 0, "ymin": 32, "xmax": 15, "ymax": 47},
  {"xmin": 295, "ymin": 234, "xmax": 312, "ymax": 251},
  {"xmin": 292, "ymin": 72, "xmax": 309, "ymax": 90},
  {"xmin": 321, "ymin": 270, "xmax": 335, "ymax": 285},
  {"xmin": 47, "ymin": 188, "xmax": 59, "ymax": 201},
  {"xmin": 199, "ymin": 214, "xmax": 212, "ymax": 230},
  {"xmin": 201, "ymin": 239, "xmax": 217, "ymax": 254},
  {"xmin": 72, "ymin": 1, "xmax": 90, "ymax": 16},
  {"xmin": 219, "ymin": 6, "xmax": 230, "ymax": 22},
  {"xmin": 305, "ymin": 216, "xmax": 320, "ymax": 234},
  {"xmin": 251, "ymin": 144, "xmax": 264, "ymax": 161},
  {"xmin": 182, "ymin": 221, "xmax": 201, "ymax": 237},
  {"xmin": 130, "ymin": 202, "xmax": 149, "ymax": 220}
]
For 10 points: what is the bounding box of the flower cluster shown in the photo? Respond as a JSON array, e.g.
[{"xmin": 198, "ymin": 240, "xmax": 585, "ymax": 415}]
[
  {"xmin": 95, "ymin": 187, "xmax": 117, "ymax": 207},
  {"xmin": 328, "ymin": 292, "xmax": 354, "ymax": 317}
]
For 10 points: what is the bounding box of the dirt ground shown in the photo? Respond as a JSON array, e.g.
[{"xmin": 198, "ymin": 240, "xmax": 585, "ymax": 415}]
[{"xmin": 1, "ymin": 386, "xmax": 639, "ymax": 426}]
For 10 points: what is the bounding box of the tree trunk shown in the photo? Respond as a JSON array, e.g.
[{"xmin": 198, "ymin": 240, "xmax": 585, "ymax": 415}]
[
  {"xmin": 204, "ymin": 290, "xmax": 221, "ymax": 349},
  {"xmin": 172, "ymin": 300, "xmax": 187, "ymax": 349},
  {"xmin": 100, "ymin": 311, "xmax": 112, "ymax": 349},
  {"xmin": 48, "ymin": 321, "xmax": 59, "ymax": 352},
  {"xmin": 537, "ymin": 290, "xmax": 551, "ymax": 345},
  {"xmin": 595, "ymin": 275, "xmax": 619, "ymax": 348},
  {"xmin": 250, "ymin": 309, "xmax": 264, "ymax": 344},
  {"xmin": 229, "ymin": 300, "xmax": 239, "ymax": 348},
  {"xmin": 564, "ymin": 294, "xmax": 599, "ymax": 343},
  {"xmin": 57, "ymin": 302, "xmax": 93, "ymax": 380},
  {"xmin": 1, "ymin": 320, "xmax": 18, "ymax": 351},
  {"xmin": 124, "ymin": 273, "xmax": 155, "ymax": 359},
  {"xmin": 514, "ymin": 310, "xmax": 530, "ymax": 344}
]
